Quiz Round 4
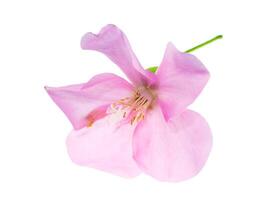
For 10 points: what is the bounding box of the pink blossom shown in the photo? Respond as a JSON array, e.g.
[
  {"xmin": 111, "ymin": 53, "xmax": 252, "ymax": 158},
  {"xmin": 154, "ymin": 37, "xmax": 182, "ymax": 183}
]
[{"xmin": 45, "ymin": 24, "xmax": 212, "ymax": 182}]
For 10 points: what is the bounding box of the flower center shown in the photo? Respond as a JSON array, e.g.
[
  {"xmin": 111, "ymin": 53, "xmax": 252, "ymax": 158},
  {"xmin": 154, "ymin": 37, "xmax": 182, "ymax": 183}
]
[{"xmin": 107, "ymin": 87, "xmax": 156, "ymax": 125}]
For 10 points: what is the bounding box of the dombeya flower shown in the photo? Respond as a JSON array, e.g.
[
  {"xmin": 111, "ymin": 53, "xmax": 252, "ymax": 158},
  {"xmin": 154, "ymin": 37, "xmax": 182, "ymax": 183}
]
[{"xmin": 45, "ymin": 24, "xmax": 212, "ymax": 182}]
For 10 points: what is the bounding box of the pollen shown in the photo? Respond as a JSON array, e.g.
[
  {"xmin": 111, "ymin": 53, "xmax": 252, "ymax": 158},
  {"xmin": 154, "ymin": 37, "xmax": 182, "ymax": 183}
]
[{"xmin": 107, "ymin": 87, "xmax": 156, "ymax": 125}]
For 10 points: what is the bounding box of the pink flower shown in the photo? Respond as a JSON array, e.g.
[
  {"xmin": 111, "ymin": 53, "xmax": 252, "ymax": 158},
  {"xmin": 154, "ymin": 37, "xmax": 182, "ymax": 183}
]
[{"xmin": 45, "ymin": 24, "xmax": 212, "ymax": 182}]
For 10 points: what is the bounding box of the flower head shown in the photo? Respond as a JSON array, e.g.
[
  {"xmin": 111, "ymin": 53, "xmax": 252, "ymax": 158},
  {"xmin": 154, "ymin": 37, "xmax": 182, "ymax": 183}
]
[{"xmin": 45, "ymin": 24, "xmax": 212, "ymax": 182}]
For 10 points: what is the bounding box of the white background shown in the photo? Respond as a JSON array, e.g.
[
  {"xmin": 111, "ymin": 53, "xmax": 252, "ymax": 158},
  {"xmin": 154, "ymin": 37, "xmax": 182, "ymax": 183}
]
[{"xmin": 0, "ymin": 0, "xmax": 266, "ymax": 199}]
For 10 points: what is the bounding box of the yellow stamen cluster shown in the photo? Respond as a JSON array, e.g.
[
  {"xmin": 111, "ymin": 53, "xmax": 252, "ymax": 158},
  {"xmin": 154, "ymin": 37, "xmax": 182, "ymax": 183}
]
[{"xmin": 107, "ymin": 87, "xmax": 155, "ymax": 125}]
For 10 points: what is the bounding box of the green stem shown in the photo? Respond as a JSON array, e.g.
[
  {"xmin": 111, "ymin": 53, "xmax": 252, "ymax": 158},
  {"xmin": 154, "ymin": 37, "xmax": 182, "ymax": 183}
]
[
  {"xmin": 185, "ymin": 35, "xmax": 223, "ymax": 53},
  {"xmin": 147, "ymin": 35, "xmax": 223, "ymax": 73}
]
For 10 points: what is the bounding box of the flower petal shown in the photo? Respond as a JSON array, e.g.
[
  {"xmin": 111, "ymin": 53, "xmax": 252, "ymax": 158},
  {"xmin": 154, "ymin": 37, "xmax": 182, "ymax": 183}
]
[
  {"xmin": 156, "ymin": 43, "xmax": 210, "ymax": 120},
  {"xmin": 81, "ymin": 24, "xmax": 155, "ymax": 86},
  {"xmin": 133, "ymin": 106, "xmax": 212, "ymax": 182},
  {"xmin": 45, "ymin": 73, "xmax": 133, "ymax": 130},
  {"xmin": 66, "ymin": 116, "xmax": 141, "ymax": 178}
]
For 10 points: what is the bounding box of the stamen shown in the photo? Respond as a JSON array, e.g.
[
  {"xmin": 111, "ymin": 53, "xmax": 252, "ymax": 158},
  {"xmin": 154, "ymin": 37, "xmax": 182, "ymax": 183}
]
[{"xmin": 107, "ymin": 87, "xmax": 155, "ymax": 125}]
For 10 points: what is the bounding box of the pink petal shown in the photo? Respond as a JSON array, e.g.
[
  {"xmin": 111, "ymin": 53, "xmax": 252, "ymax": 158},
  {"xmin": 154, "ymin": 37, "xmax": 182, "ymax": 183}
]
[
  {"xmin": 45, "ymin": 73, "xmax": 133, "ymax": 130},
  {"xmin": 66, "ymin": 116, "xmax": 141, "ymax": 178},
  {"xmin": 156, "ymin": 43, "xmax": 210, "ymax": 120},
  {"xmin": 81, "ymin": 24, "xmax": 155, "ymax": 86},
  {"xmin": 133, "ymin": 106, "xmax": 212, "ymax": 182}
]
